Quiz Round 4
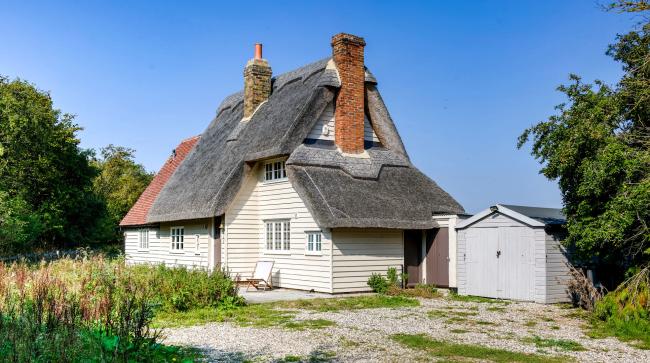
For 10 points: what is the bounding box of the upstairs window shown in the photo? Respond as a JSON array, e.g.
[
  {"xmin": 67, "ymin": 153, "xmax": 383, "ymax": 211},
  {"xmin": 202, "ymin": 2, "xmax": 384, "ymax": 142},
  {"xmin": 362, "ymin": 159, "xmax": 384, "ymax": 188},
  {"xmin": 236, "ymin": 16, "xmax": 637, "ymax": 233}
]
[
  {"xmin": 264, "ymin": 161, "xmax": 286, "ymax": 182},
  {"xmin": 139, "ymin": 229, "xmax": 149, "ymax": 250},
  {"xmin": 306, "ymin": 232, "xmax": 322, "ymax": 253},
  {"xmin": 265, "ymin": 220, "xmax": 290, "ymax": 251},
  {"xmin": 171, "ymin": 227, "xmax": 184, "ymax": 250}
]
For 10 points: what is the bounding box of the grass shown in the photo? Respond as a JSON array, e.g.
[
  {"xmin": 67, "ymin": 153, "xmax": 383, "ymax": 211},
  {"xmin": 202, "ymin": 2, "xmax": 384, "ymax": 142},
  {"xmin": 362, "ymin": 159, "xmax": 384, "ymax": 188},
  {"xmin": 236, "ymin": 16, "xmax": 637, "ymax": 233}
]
[
  {"xmin": 278, "ymin": 295, "xmax": 419, "ymax": 312},
  {"xmin": 276, "ymin": 351, "xmax": 336, "ymax": 362},
  {"xmin": 587, "ymin": 319, "xmax": 650, "ymax": 350},
  {"xmin": 523, "ymin": 336, "xmax": 586, "ymax": 352},
  {"xmin": 524, "ymin": 320, "xmax": 538, "ymax": 327},
  {"xmin": 487, "ymin": 306, "xmax": 507, "ymax": 313},
  {"xmin": 155, "ymin": 295, "xmax": 417, "ymax": 329},
  {"xmin": 391, "ymin": 333, "xmax": 568, "ymax": 362},
  {"xmin": 154, "ymin": 304, "xmax": 335, "ymax": 330},
  {"xmin": 428, "ymin": 309, "xmax": 478, "ymax": 318},
  {"xmin": 448, "ymin": 292, "xmax": 511, "ymax": 305},
  {"xmin": 449, "ymin": 328, "xmax": 470, "ymax": 334}
]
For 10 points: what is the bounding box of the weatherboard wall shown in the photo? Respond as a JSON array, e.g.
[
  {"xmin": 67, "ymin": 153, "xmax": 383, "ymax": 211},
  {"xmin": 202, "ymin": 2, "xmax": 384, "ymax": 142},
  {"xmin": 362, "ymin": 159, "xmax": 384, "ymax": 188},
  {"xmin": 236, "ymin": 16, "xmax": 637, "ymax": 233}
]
[{"xmin": 223, "ymin": 158, "xmax": 333, "ymax": 293}]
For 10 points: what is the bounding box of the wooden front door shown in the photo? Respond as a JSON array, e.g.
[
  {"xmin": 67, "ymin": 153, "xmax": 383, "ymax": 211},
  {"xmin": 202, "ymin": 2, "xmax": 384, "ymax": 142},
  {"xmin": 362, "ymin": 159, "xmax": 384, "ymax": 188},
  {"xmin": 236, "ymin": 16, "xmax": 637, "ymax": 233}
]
[
  {"xmin": 426, "ymin": 228, "xmax": 449, "ymax": 287},
  {"xmin": 404, "ymin": 230, "xmax": 422, "ymax": 287}
]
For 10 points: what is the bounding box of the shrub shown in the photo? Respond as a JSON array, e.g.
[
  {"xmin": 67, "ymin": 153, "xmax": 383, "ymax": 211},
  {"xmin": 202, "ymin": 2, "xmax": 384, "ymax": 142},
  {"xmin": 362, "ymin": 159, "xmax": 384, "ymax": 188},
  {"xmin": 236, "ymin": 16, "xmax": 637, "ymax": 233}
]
[
  {"xmin": 367, "ymin": 273, "xmax": 389, "ymax": 293},
  {"xmin": 591, "ymin": 266, "xmax": 650, "ymax": 348}
]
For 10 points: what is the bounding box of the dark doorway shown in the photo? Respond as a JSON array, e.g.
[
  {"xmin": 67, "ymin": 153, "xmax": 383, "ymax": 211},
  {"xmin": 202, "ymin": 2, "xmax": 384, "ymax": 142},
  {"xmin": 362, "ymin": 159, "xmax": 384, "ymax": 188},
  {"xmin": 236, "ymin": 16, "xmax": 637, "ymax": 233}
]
[
  {"xmin": 403, "ymin": 230, "xmax": 422, "ymax": 287},
  {"xmin": 426, "ymin": 228, "xmax": 449, "ymax": 287}
]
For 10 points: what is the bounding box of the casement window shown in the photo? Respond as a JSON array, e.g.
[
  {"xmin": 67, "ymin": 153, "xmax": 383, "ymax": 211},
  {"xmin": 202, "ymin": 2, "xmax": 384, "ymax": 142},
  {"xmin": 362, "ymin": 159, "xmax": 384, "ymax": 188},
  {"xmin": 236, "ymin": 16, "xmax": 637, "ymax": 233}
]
[
  {"xmin": 264, "ymin": 220, "xmax": 290, "ymax": 251},
  {"xmin": 138, "ymin": 229, "xmax": 149, "ymax": 250},
  {"xmin": 306, "ymin": 231, "xmax": 322, "ymax": 253},
  {"xmin": 264, "ymin": 160, "xmax": 286, "ymax": 182},
  {"xmin": 171, "ymin": 227, "xmax": 184, "ymax": 250}
]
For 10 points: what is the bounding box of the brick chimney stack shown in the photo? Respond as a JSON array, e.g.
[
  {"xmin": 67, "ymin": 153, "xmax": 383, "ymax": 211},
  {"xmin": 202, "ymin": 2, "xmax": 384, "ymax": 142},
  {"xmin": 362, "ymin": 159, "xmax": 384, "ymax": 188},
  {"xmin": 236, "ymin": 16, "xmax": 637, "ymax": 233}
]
[
  {"xmin": 331, "ymin": 33, "xmax": 366, "ymax": 154},
  {"xmin": 243, "ymin": 43, "xmax": 272, "ymax": 119}
]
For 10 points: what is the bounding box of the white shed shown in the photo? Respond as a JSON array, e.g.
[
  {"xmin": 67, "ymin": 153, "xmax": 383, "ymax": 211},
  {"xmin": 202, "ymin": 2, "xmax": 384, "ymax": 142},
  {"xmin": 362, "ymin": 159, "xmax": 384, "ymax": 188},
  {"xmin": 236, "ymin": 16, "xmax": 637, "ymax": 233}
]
[{"xmin": 455, "ymin": 204, "xmax": 571, "ymax": 304}]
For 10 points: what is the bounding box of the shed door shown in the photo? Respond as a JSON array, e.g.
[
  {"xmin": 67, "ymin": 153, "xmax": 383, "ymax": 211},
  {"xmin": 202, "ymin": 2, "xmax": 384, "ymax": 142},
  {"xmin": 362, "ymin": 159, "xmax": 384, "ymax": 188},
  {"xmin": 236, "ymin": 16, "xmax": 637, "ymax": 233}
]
[
  {"xmin": 465, "ymin": 227, "xmax": 535, "ymax": 301},
  {"xmin": 496, "ymin": 227, "xmax": 535, "ymax": 301},
  {"xmin": 465, "ymin": 228, "xmax": 499, "ymax": 298}
]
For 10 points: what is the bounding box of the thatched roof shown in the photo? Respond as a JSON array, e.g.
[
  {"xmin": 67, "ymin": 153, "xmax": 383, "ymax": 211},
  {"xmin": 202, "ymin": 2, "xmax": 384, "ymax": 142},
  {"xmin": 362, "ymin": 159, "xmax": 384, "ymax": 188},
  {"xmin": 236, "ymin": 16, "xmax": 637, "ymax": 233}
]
[{"xmin": 146, "ymin": 58, "xmax": 463, "ymax": 228}]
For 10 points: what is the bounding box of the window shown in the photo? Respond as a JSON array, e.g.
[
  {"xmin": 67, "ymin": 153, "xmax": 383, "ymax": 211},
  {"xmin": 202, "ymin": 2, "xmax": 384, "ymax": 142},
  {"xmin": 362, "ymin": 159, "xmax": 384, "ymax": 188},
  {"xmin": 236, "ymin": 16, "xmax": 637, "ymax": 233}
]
[
  {"xmin": 138, "ymin": 229, "xmax": 149, "ymax": 250},
  {"xmin": 264, "ymin": 160, "xmax": 286, "ymax": 182},
  {"xmin": 306, "ymin": 232, "xmax": 322, "ymax": 252},
  {"xmin": 265, "ymin": 220, "xmax": 290, "ymax": 251},
  {"xmin": 171, "ymin": 227, "xmax": 184, "ymax": 250}
]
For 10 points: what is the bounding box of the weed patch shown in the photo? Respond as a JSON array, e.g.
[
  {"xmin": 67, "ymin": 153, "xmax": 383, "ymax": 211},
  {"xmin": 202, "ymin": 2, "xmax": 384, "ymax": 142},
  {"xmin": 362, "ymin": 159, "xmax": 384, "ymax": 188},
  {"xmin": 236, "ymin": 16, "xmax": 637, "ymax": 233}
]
[
  {"xmin": 391, "ymin": 333, "xmax": 568, "ymax": 362},
  {"xmin": 448, "ymin": 291, "xmax": 511, "ymax": 305},
  {"xmin": 278, "ymin": 295, "xmax": 418, "ymax": 312},
  {"xmin": 523, "ymin": 336, "xmax": 586, "ymax": 352}
]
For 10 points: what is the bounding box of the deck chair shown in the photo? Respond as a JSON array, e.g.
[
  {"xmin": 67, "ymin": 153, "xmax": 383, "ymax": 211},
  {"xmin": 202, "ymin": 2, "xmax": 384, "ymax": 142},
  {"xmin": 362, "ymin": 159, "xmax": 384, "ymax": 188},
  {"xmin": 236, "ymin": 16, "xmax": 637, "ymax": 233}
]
[{"xmin": 245, "ymin": 260, "xmax": 274, "ymax": 291}]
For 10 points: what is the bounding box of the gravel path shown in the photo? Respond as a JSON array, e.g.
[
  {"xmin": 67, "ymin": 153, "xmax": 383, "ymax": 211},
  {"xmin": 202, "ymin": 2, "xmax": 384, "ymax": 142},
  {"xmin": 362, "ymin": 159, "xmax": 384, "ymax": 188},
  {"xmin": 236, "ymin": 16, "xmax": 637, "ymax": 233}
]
[{"xmin": 164, "ymin": 297, "xmax": 650, "ymax": 362}]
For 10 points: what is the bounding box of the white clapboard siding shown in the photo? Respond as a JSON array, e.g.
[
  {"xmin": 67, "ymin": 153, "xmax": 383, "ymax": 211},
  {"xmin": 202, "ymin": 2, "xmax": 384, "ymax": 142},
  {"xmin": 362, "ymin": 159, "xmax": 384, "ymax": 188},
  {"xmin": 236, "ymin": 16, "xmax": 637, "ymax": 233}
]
[
  {"xmin": 331, "ymin": 229, "xmax": 403, "ymax": 293},
  {"xmin": 545, "ymin": 233, "xmax": 571, "ymax": 303},
  {"xmin": 124, "ymin": 218, "xmax": 212, "ymax": 269},
  {"xmin": 305, "ymin": 102, "xmax": 379, "ymax": 143},
  {"xmin": 224, "ymin": 158, "xmax": 332, "ymax": 293},
  {"xmin": 306, "ymin": 102, "xmax": 335, "ymax": 140}
]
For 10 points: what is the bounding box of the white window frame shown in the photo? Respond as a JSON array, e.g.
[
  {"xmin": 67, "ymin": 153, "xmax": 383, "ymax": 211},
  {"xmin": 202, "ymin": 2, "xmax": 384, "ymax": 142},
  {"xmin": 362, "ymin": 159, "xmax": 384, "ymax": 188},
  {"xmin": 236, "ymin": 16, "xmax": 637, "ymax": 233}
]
[
  {"xmin": 263, "ymin": 160, "xmax": 287, "ymax": 182},
  {"xmin": 305, "ymin": 231, "xmax": 322, "ymax": 255},
  {"xmin": 170, "ymin": 226, "xmax": 184, "ymax": 252},
  {"xmin": 264, "ymin": 220, "xmax": 290, "ymax": 253},
  {"xmin": 138, "ymin": 228, "xmax": 149, "ymax": 251}
]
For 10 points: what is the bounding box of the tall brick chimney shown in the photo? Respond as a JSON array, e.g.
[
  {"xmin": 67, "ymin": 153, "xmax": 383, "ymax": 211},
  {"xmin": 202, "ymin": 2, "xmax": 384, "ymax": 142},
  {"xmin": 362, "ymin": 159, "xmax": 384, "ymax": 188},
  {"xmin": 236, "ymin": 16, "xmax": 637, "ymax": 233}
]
[
  {"xmin": 331, "ymin": 33, "xmax": 366, "ymax": 154},
  {"xmin": 243, "ymin": 43, "xmax": 272, "ymax": 120}
]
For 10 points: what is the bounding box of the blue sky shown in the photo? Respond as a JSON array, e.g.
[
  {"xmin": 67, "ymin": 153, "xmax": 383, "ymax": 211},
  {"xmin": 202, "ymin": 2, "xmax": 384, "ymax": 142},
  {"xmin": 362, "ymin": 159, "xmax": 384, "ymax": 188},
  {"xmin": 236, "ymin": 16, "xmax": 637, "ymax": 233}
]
[{"xmin": 1, "ymin": 1, "xmax": 639, "ymax": 213}]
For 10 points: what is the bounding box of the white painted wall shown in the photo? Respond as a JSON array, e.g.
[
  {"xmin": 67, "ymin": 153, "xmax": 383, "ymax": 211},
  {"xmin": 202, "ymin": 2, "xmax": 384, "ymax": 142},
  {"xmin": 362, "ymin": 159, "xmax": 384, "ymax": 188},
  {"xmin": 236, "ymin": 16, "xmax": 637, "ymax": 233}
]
[
  {"xmin": 124, "ymin": 218, "xmax": 212, "ymax": 269},
  {"xmin": 306, "ymin": 102, "xmax": 379, "ymax": 143},
  {"xmin": 331, "ymin": 229, "xmax": 403, "ymax": 293},
  {"xmin": 456, "ymin": 212, "xmax": 570, "ymax": 303},
  {"xmin": 224, "ymin": 158, "xmax": 333, "ymax": 292}
]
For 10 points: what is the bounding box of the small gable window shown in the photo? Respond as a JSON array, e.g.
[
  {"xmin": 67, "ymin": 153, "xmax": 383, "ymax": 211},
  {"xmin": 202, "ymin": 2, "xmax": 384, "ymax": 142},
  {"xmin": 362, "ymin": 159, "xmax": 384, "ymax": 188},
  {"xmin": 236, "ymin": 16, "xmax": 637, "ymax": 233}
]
[
  {"xmin": 265, "ymin": 220, "xmax": 290, "ymax": 251},
  {"xmin": 306, "ymin": 231, "xmax": 322, "ymax": 253},
  {"xmin": 264, "ymin": 161, "xmax": 286, "ymax": 182},
  {"xmin": 171, "ymin": 227, "xmax": 184, "ymax": 250},
  {"xmin": 138, "ymin": 229, "xmax": 149, "ymax": 250}
]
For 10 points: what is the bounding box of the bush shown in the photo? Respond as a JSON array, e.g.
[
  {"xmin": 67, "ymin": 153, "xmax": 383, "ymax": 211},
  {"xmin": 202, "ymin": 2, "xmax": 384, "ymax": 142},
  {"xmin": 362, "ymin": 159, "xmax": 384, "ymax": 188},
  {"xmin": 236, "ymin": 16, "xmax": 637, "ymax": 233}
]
[
  {"xmin": 591, "ymin": 266, "xmax": 650, "ymax": 348},
  {"xmin": 367, "ymin": 273, "xmax": 389, "ymax": 294}
]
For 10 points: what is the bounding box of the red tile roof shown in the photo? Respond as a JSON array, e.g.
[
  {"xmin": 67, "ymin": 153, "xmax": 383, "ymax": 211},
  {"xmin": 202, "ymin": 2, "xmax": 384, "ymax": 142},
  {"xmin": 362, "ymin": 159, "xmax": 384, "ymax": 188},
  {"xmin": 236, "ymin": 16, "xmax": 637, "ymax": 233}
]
[{"xmin": 120, "ymin": 135, "xmax": 200, "ymax": 227}]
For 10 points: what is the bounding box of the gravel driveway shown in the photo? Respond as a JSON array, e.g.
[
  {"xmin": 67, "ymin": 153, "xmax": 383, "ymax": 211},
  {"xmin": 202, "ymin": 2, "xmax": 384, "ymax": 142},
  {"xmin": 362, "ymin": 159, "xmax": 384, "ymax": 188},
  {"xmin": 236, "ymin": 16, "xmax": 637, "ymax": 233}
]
[{"xmin": 164, "ymin": 297, "xmax": 650, "ymax": 362}]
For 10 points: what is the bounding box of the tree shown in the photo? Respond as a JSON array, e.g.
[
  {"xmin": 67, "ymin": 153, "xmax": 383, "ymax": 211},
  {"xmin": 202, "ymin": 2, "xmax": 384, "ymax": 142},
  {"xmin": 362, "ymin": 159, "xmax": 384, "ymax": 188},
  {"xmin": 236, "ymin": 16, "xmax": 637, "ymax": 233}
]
[
  {"xmin": 0, "ymin": 76, "xmax": 104, "ymax": 252},
  {"xmin": 518, "ymin": 4, "xmax": 650, "ymax": 281},
  {"xmin": 92, "ymin": 145, "xmax": 153, "ymax": 242}
]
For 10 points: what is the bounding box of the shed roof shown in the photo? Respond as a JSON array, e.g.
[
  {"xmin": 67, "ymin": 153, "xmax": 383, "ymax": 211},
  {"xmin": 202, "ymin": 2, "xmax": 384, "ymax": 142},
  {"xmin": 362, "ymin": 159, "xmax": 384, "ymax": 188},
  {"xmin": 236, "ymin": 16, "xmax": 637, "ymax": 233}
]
[
  {"xmin": 144, "ymin": 57, "xmax": 463, "ymax": 228},
  {"xmin": 456, "ymin": 204, "xmax": 565, "ymax": 230},
  {"xmin": 120, "ymin": 136, "xmax": 199, "ymax": 227}
]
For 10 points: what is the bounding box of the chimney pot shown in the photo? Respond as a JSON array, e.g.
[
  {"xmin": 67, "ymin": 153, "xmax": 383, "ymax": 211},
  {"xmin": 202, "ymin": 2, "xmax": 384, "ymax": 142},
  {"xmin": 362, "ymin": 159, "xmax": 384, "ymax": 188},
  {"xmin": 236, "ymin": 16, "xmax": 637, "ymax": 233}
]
[
  {"xmin": 255, "ymin": 43, "xmax": 263, "ymax": 60},
  {"xmin": 243, "ymin": 44, "xmax": 272, "ymax": 119}
]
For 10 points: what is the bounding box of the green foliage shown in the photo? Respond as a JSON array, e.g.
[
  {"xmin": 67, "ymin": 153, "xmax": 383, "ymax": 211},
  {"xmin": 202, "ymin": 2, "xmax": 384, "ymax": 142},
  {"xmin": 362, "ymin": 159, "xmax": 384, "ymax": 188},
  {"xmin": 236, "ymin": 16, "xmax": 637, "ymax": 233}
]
[
  {"xmin": 448, "ymin": 290, "xmax": 511, "ymax": 304},
  {"xmin": 0, "ymin": 76, "xmax": 105, "ymax": 253},
  {"xmin": 91, "ymin": 145, "xmax": 153, "ymax": 242},
  {"xmin": 523, "ymin": 336, "xmax": 586, "ymax": 351},
  {"xmin": 518, "ymin": 8, "xmax": 650, "ymax": 272},
  {"xmin": 0, "ymin": 256, "xmax": 206, "ymax": 362},
  {"xmin": 391, "ymin": 333, "xmax": 568, "ymax": 362},
  {"xmin": 591, "ymin": 266, "xmax": 650, "ymax": 348},
  {"xmin": 278, "ymin": 295, "xmax": 419, "ymax": 312},
  {"xmin": 0, "ymin": 191, "xmax": 43, "ymax": 252},
  {"xmin": 367, "ymin": 272, "xmax": 389, "ymax": 293}
]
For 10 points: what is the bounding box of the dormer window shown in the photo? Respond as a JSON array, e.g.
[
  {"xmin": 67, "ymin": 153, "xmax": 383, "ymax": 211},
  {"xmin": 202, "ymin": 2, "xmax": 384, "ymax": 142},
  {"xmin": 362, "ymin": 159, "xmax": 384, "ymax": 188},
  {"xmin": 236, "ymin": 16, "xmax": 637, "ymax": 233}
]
[{"xmin": 264, "ymin": 160, "xmax": 286, "ymax": 182}]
